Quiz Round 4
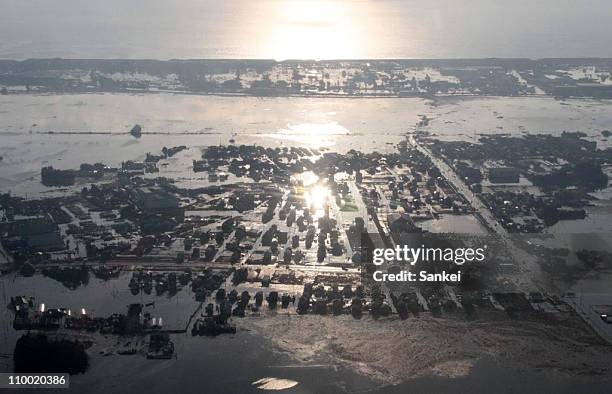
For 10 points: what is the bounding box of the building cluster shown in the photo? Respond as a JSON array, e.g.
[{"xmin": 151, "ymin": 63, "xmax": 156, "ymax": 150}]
[
  {"xmin": 8, "ymin": 58, "xmax": 612, "ymax": 98},
  {"xmin": 425, "ymin": 133, "xmax": 609, "ymax": 233}
]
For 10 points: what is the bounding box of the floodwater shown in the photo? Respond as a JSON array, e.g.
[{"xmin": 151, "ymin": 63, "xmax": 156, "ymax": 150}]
[
  {"xmin": 383, "ymin": 358, "xmax": 612, "ymax": 394},
  {"xmin": 1, "ymin": 274, "xmax": 611, "ymax": 393},
  {"xmin": 0, "ymin": 274, "xmax": 378, "ymax": 393},
  {"xmin": 429, "ymin": 96, "xmax": 612, "ymax": 148},
  {"xmin": 419, "ymin": 214, "xmax": 487, "ymax": 234},
  {"xmin": 3, "ymin": 94, "xmax": 612, "ymax": 192},
  {"xmin": 1, "ymin": 93, "xmax": 612, "ymax": 240},
  {"xmin": 0, "ymin": 93, "xmax": 431, "ymax": 195},
  {"xmin": 2, "ymin": 0, "xmax": 612, "ymax": 60}
]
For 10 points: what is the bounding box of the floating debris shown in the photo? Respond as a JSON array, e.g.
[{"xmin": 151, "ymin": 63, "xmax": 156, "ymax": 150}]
[
  {"xmin": 252, "ymin": 377, "xmax": 298, "ymax": 391},
  {"xmin": 130, "ymin": 124, "xmax": 142, "ymax": 138}
]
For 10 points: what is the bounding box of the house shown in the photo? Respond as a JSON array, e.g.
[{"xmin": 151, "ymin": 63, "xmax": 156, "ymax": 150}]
[
  {"xmin": 134, "ymin": 187, "xmax": 179, "ymax": 212},
  {"xmin": 1, "ymin": 218, "xmax": 65, "ymax": 252},
  {"xmin": 488, "ymin": 167, "xmax": 520, "ymax": 184}
]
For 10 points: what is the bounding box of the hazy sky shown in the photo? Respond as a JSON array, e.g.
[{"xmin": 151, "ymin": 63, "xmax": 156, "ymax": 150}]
[{"xmin": 1, "ymin": 0, "xmax": 612, "ymax": 59}]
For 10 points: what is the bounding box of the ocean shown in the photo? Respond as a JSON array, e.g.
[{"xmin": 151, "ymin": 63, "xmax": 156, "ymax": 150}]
[{"xmin": 2, "ymin": 0, "xmax": 612, "ymax": 60}]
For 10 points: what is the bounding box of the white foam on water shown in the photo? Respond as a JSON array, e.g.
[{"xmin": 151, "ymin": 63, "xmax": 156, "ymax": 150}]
[{"xmin": 252, "ymin": 377, "xmax": 299, "ymax": 391}]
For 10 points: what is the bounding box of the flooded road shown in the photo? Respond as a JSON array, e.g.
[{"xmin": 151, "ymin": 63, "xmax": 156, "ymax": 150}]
[{"xmin": 408, "ymin": 135, "xmax": 545, "ymax": 290}]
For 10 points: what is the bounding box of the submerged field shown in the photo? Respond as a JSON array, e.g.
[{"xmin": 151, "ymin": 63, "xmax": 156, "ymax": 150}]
[{"xmin": 2, "ymin": 94, "xmax": 612, "ymax": 190}]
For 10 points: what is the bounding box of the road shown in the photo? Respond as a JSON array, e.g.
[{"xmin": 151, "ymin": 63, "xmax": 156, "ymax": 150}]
[{"xmin": 408, "ymin": 134, "xmax": 544, "ymax": 290}]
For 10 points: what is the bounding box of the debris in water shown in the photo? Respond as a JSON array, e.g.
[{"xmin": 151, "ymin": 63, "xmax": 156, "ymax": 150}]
[
  {"xmin": 130, "ymin": 124, "xmax": 142, "ymax": 138},
  {"xmin": 252, "ymin": 377, "xmax": 298, "ymax": 391}
]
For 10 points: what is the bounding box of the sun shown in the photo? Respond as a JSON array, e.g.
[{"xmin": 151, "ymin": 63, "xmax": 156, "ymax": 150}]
[{"xmin": 261, "ymin": 0, "xmax": 365, "ymax": 60}]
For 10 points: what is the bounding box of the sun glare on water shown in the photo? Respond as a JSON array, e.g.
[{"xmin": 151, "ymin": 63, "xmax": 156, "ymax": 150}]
[
  {"xmin": 272, "ymin": 121, "xmax": 350, "ymax": 148},
  {"xmin": 261, "ymin": 0, "xmax": 365, "ymax": 60},
  {"xmin": 305, "ymin": 184, "xmax": 331, "ymax": 217},
  {"xmin": 295, "ymin": 172, "xmax": 332, "ymax": 218}
]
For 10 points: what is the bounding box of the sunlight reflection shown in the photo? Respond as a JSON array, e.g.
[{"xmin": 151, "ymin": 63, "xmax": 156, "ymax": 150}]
[
  {"xmin": 304, "ymin": 184, "xmax": 331, "ymax": 218},
  {"xmin": 292, "ymin": 172, "xmax": 332, "ymax": 219},
  {"xmin": 262, "ymin": 0, "xmax": 365, "ymax": 60},
  {"xmin": 270, "ymin": 121, "xmax": 349, "ymax": 148},
  {"xmin": 299, "ymin": 171, "xmax": 319, "ymax": 187},
  {"xmin": 280, "ymin": 122, "xmax": 349, "ymax": 136}
]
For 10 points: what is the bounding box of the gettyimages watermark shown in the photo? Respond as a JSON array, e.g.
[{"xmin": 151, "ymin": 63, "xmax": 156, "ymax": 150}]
[
  {"xmin": 358, "ymin": 232, "xmax": 489, "ymax": 284},
  {"xmin": 370, "ymin": 245, "xmax": 487, "ymax": 283}
]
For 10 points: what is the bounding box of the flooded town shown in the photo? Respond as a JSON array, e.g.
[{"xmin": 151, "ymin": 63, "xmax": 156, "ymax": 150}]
[
  {"xmin": 2, "ymin": 57, "xmax": 612, "ymax": 391},
  {"xmin": 5, "ymin": 0, "xmax": 612, "ymax": 392}
]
